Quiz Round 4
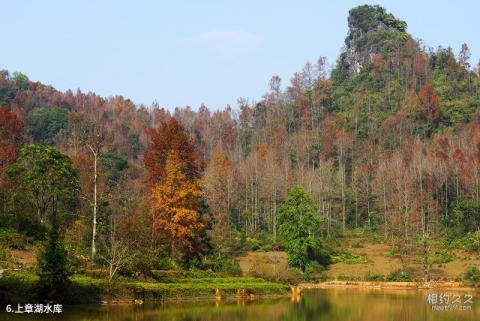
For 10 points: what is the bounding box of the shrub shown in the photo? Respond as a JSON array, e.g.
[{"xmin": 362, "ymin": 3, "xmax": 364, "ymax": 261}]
[
  {"xmin": 359, "ymin": 227, "xmax": 385, "ymax": 243},
  {"xmin": 384, "ymin": 250, "xmax": 397, "ymax": 258},
  {"xmin": 66, "ymin": 274, "xmax": 104, "ymax": 303},
  {"xmin": 84, "ymin": 269, "xmax": 108, "ymax": 279},
  {"xmin": 245, "ymin": 231, "xmax": 274, "ymax": 252},
  {"xmin": 336, "ymin": 274, "xmax": 362, "ymax": 281},
  {"xmin": 191, "ymin": 254, "xmax": 242, "ymax": 276},
  {"xmin": 444, "ymin": 231, "xmax": 480, "ymax": 251},
  {"xmin": 365, "ymin": 272, "xmax": 385, "ymax": 281},
  {"xmin": 301, "ymin": 261, "xmax": 325, "ymax": 282},
  {"xmin": 351, "ymin": 241, "xmax": 364, "ymax": 248},
  {"xmin": 0, "ymin": 228, "xmax": 25, "ymax": 249},
  {"xmin": 0, "ymin": 271, "xmax": 38, "ymax": 304},
  {"xmin": 155, "ymin": 254, "xmax": 176, "ymax": 270},
  {"xmin": 413, "ymin": 251, "xmax": 455, "ymax": 264},
  {"xmin": 0, "ymin": 248, "xmax": 14, "ymax": 269},
  {"xmin": 246, "ymin": 237, "xmax": 261, "ymax": 251},
  {"xmin": 17, "ymin": 215, "xmax": 46, "ymax": 240},
  {"xmin": 346, "ymin": 227, "xmax": 365, "ymax": 237},
  {"xmin": 331, "ymin": 252, "xmax": 369, "ymax": 264},
  {"xmin": 451, "ymin": 199, "xmax": 480, "ymax": 233},
  {"xmin": 120, "ymin": 250, "xmax": 173, "ymax": 277},
  {"xmin": 464, "ymin": 266, "xmax": 480, "ymax": 284},
  {"xmin": 432, "ymin": 251, "xmax": 455, "ymax": 264},
  {"xmin": 386, "ymin": 269, "xmax": 412, "ymax": 281}
]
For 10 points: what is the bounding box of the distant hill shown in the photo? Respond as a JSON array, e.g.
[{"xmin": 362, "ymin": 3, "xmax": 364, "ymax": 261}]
[{"xmin": 0, "ymin": 5, "xmax": 479, "ymax": 273}]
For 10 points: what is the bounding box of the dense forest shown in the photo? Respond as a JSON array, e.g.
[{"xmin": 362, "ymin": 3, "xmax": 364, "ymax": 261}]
[{"xmin": 1, "ymin": 5, "xmax": 479, "ymax": 294}]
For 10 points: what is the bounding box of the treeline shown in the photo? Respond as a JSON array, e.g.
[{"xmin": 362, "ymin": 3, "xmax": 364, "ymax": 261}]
[{"xmin": 0, "ymin": 5, "xmax": 479, "ymax": 274}]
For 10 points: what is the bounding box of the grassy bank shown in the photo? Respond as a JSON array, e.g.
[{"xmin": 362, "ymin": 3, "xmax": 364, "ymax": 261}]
[
  {"xmin": 0, "ymin": 271, "xmax": 290, "ymax": 304},
  {"xmin": 127, "ymin": 277, "xmax": 289, "ymax": 300},
  {"xmin": 238, "ymin": 236, "xmax": 480, "ymax": 284}
]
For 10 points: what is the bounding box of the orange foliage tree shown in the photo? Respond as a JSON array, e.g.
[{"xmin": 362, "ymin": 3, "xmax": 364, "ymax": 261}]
[
  {"xmin": 0, "ymin": 107, "xmax": 23, "ymax": 186},
  {"xmin": 419, "ymin": 82, "xmax": 440, "ymax": 121},
  {"xmin": 143, "ymin": 117, "xmax": 202, "ymax": 188},
  {"xmin": 150, "ymin": 150, "xmax": 204, "ymax": 261}
]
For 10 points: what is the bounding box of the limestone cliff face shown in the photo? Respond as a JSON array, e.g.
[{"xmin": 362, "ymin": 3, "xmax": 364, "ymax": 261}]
[{"xmin": 340, "ymin": 5, "xmax": 409, "ymax": 77}]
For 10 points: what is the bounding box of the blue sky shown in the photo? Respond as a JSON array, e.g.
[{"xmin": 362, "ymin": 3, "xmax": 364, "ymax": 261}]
[{"xmin": 2, "ymin": 1, "xmax": 479, "ymax": 110}]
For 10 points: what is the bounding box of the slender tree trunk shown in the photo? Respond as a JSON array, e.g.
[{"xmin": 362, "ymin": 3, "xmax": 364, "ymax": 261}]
[
  {"xmin": 273, "ymin": 189, "xmax": 277, "ymax": 243},
  {"xmin": 445, "ymin": 173, "xmax": 448, "ymax": 217},
  {"xmin": 383, "ymin": 179, "xmax": 388, "ymax": 239},
  {"xmin": 355, "ymin": 187, "xmax": 359, "ymax": 228},
  {"xmin": 88, "ymin": 145, "xmax": 98, "ymax": 259},
  {"xmin": 170, "ymin": 239, "xmax": 175, "ymax": 259},
  {"xmin": 339, "ymin": 146, "xmax": 346, "ymax": 233}
]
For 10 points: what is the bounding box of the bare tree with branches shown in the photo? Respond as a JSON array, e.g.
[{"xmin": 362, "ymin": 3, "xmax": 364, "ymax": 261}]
[{"xmin": 100, "ymin": 235, "xmax": 132, "ymax": 282}]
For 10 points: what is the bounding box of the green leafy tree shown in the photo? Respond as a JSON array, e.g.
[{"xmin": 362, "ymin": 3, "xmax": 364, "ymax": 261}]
[
  {"xmin": 37, "ymin": 208, "xmax": 72, "ymax": 300},
  {"xmin": 7, "ymin": 145, "xmax": 79, "ymax": 300},
  {"xmin": 100, "ymin": 151, "xmax": 129, "ymax": 187},
  {"xmin": 278, "ymin": 186, "xmax": 330, "ymax": 272},
  {"xmin": 452, "ymin": 199, "xmax": 480, "ymax": 233},
  {"xmin": 7, "ymin": 145, "xmax": 80, "ymax": 223},
  {"xmin": 25, "ymin": 107, "xmax": 69, "ymax": 145}
]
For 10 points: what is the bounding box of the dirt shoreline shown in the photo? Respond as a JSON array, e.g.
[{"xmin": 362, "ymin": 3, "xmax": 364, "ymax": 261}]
[
  {"xmin": 99, "ymin": 293, "xmax": 289, "ymax": 305},
  {"xmin": 89, "ymin": 281, "xmax": 480, "ymax": 305},
  {"xmin": 300, "ymin": 281, "xmax": 479, "ymax": 291}
]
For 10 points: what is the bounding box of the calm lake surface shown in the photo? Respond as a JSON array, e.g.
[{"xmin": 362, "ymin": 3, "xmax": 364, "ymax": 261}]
[{"xmin": 3, "ymin": 288, "xmax": 480, "ymax": 321}]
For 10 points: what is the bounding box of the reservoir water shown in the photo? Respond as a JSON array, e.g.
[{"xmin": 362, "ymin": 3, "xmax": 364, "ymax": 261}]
[{"xmin": 2, "ymin": 288, "xmax": 479, "ymax": 321}]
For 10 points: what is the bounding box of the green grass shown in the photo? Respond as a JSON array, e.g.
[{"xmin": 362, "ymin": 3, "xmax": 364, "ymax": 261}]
[
  {"xmin": 0, "ymin": 271, "xmax": 289, "ymax": 304},
  {"xmin": 127, "ymin": 276, "xmax": 289, "ymax": 298},
  {"xmin": 151, "ymin": 269, "xmax": 224, "ymax": 280},
  {"xmin": 154, "ymin": 276, "xmax": 268, "ymax": 284},
  {"xmin": 331, "ymin": 252, "xmax": 370, "ymax": 264},
  {"xmin": 413, "ymin": 251, "xmax": 455, "ymax": 264},
  {"xmin": 0, "ymin": 271, "xmax": 38, "ymax": 303}
]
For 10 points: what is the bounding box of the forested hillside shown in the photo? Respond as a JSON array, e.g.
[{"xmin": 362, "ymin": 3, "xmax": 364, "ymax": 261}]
[{"xmin": 0, "ymin": 5, "xmax": 479, "ymax": 285}]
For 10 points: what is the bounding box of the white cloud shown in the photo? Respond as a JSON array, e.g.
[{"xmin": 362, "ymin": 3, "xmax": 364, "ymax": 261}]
[{"xmin": 193, "ymin": 28, "xmax": 263, "ymax": 55}]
